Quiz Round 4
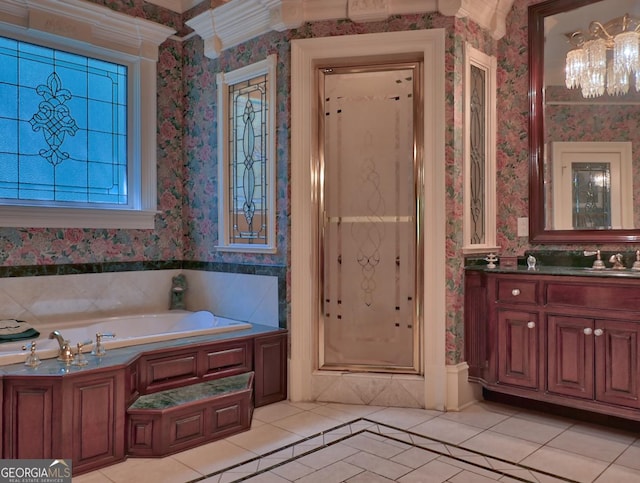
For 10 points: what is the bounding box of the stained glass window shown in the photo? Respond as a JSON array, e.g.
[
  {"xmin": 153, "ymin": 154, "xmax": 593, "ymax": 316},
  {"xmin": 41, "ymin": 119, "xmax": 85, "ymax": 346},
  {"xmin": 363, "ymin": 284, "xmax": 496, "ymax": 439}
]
[
  {"xmin": 0, "ymin": 36, "xmax": 128, "ymax": 206},
  {"xmin": 463, "ymin": 44, "xmax": 498, "ymax": 254},
  {"xmin": 216, "ymin": 55, "xmax": 276, "ymax": 253}
]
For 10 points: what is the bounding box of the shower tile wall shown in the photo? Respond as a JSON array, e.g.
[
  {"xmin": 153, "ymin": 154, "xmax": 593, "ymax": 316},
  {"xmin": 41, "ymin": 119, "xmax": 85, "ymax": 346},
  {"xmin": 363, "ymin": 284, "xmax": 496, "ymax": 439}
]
[{"xmin": 0, "ymin": 269, "xmax": 279, "ymax": 328}]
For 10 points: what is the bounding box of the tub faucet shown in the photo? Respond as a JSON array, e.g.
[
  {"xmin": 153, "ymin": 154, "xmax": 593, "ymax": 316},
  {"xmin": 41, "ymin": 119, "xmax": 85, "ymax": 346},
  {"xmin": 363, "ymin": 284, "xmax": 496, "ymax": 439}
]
[
  {"xmin": 49, "ymin": 330, "xmax": 74, "ymax": 363},
  {"xmin": 170, "ymin": 274, "xmax": 187, "ymax": 310}
]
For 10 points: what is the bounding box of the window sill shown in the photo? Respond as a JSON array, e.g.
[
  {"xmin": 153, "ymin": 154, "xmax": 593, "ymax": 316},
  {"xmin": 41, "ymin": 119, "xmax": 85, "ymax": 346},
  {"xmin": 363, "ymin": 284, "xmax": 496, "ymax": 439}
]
[
  {"xmin": 0, "ymin": 206, "xmax": 158, "ymax": 229},
  {"xmin": 215, "ymin": 245, "xmax": 277, "ymax": 254}
]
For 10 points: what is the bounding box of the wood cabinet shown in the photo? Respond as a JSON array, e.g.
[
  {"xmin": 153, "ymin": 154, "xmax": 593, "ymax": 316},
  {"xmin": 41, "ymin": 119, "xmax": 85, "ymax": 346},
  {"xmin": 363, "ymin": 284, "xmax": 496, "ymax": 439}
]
[
  {"xmin": 2, "ymin": 377, "xmax": 62, "ymax": 459},
  {"xmin": 548, "ymin": 315, "xmax": 640, "ymax": 409},
  {"xmin": 0, "ymin": 328, "xmax": 287, "ymax": 474},
  {"xmin": 64, "ymin": 370, "xmax": 126, "ymax": 474},
  {"xmin": 254, "ymin": 333, "xmax": 287, "ymax": 407},
  {"xmin": 465, "ymin": 269, "xmax": 640, "ymax": 421}
]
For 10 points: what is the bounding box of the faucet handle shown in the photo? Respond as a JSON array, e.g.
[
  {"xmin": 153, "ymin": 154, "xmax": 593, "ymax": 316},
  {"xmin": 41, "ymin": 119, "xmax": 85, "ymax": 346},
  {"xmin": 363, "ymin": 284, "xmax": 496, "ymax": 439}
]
[
  {"xmin": 585, "ymin": 249, "xmax": 605, "ymax": 269},
  {"xmin": 92, "ymin": 332, "xmax": 116, "ymax": 356},
  {"xmin": 72, "ymin": 340, "xmax": 92, "ymax": 366},
  {"xmin": 22, "ymin": 341, "xmax": 41, "ymax": 367}
]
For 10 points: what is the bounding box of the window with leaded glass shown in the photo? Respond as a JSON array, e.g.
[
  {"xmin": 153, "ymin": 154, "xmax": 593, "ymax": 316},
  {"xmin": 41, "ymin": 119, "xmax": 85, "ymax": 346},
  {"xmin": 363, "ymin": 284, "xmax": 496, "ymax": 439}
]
[
  {"xmin": 0, "ymin": 0, "xmax": 173, "ymax": 228},
  {"xmin": 463, "ymin": 44, "xmax": 498, "ymax": 254},
  {"xmin": 216, "ymin": 55, "xmax": 276, "ymax": 253},
  {"xmin": 0, "ymin": 37, "xmax": 128, "ymax": 205}
]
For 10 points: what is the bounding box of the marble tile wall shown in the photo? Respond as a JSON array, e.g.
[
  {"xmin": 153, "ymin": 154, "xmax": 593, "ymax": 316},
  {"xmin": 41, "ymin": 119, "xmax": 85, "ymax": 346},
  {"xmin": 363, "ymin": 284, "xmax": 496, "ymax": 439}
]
[{"xmin": 0, "ymin": 269, "xmax": 279, "ymax": 329}]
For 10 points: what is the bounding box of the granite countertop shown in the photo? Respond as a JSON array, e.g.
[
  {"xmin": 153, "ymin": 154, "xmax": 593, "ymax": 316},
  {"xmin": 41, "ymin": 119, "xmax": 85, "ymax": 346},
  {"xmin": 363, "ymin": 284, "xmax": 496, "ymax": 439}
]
[
  {"xmin": 129, "ymin": 372, "xmax": 253, "ymax": 410},
  {"xmin": 0, "ymin": 323, "xmax": 285, "ymax": 376},
  {"xmin": 466, "ymin": 264, "xmax": 640, "ymax": 278}
]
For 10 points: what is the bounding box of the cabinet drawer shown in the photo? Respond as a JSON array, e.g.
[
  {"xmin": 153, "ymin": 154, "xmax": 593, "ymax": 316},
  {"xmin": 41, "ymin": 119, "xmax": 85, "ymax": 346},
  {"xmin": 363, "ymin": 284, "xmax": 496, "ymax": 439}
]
[
  {"xmin": 496, "ymin": 279, "xmax": 538, "ymax": 304},
  {"xmin": 546, "ymin": 283, "xmax": 640, "ymax": 312},
  {"xmin": 142, "ymin": 351, "xmax": 199, "ymax": 393},
  {"xmin": 202, "ymin": 340, "xmax": 252, "ymax": 379}
]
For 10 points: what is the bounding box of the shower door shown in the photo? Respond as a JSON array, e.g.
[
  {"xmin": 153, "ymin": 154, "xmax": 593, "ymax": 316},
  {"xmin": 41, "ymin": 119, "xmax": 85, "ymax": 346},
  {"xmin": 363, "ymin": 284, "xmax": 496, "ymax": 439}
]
[{"xmin": 319, "ymin": 63, "xmax": 422, "ymax": 373}]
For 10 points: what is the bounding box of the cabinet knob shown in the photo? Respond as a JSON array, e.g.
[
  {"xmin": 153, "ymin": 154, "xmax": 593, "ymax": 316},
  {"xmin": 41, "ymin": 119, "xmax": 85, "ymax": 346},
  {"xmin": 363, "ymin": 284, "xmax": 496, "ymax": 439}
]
[
  {"xmin": 511, "ymin": 288, "xmax": 520, "ymax": 296},
  {"xmin": 594, "ymin": 328, "xmax": 604, "ymax": 337},
  {"xmin": 583, "ymin": 327, "xmax": 593, "ymax": 335},
  {"xmin": 527, "ymin": 321, "xmax": 535, "ymax": 329}
]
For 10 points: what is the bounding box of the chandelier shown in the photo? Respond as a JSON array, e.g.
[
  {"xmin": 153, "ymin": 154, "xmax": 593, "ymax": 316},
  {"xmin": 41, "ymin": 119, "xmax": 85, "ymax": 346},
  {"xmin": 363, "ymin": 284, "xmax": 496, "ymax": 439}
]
[{"xmin": 565, "ymin": 13, "xmax": 640, "ymax": 98}]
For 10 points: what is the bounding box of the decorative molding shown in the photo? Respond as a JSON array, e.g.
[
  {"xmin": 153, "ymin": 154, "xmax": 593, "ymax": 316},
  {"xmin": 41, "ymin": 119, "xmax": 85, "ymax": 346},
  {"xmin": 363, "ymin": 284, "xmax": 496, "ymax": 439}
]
[
  {"xmin": 145, "ymin": 0, "xmax": 208, "ymax": 14},
  {"xmin": 347, "ymin": 0, "xmax": 389, "ymax": 23},
  {"xmin": 450, "ymin": 0, "xmax": 516, "ymax": 40},
  {"xmin": 187, "ymin": 0, "xmax": 512, "ymax": 59},
  {"xmin": 0, "ymin": 0, "xmax": 176, "ymax": 60}
]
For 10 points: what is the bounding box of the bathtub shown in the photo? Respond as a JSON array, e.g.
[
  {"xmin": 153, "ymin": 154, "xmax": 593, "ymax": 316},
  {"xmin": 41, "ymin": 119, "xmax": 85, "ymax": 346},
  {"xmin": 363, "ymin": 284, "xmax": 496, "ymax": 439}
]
[{"xmin": 0, "ymin": 311, "xmax": 252, "ymax": 366}]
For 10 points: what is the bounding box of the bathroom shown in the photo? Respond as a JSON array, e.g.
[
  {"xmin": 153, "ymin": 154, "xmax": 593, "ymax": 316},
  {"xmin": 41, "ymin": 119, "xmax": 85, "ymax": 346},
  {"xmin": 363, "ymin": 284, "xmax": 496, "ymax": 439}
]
[{"xmin": 1, "ymin": 0, "xmax": 640, "ymax": 448}]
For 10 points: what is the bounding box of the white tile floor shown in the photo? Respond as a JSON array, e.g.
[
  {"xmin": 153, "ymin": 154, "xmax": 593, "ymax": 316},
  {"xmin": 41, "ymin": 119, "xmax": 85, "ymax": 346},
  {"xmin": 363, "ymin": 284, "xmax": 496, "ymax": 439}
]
[{"xmin": 74, "ymin": 400, "xmax": 640, "ymax": 483}]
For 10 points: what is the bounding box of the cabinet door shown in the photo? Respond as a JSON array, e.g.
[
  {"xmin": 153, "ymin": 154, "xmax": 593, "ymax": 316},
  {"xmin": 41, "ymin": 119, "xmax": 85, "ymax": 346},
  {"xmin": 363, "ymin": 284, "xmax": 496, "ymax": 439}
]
[
  {"xmin": 497, "ymin": 310, "xmax": 539, "ymax": 389},
  {"xmin": 547, "ymin": 315, "xmax": 594, "ymax": 399},
  {"xmin": 67, "ymin": 370, "xmax": 125, "ymax": 474},
  {"xmin": 3, "ymin": 378, "xmax": 62, "ymax": 459},
  {"xmin": 595, "ymin": 320, "xmax": 640, "ymax": 409},
  {"xmin": 254, "ymin": 332, "xmax": 287, "ymax": 407}
]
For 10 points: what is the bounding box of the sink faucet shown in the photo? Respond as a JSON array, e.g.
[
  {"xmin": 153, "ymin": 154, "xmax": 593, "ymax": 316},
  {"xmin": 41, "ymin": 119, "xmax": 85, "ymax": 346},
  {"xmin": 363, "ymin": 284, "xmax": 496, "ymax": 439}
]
[
  {"xmin": 49, "ymin": 331, "xmax": 74, "ymax": 363},
  {"xmin": 609, "ymin": 253, "xmax": 626, "ymax": 270}
]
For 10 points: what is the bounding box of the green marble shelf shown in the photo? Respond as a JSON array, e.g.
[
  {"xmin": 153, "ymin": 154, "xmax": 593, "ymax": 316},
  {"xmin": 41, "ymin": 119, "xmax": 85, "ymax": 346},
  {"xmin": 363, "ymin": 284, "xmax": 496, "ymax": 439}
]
[{"xmin": 129, "ymin": 372, "xmax": 253, "ymax": 410}]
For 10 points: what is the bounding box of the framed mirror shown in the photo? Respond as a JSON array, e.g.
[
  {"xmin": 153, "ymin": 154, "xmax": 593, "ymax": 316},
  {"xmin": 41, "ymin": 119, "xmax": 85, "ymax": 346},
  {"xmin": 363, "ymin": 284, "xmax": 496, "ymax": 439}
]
[{"xmin": 529, "ymin": 0, "xmax": 640, "ymax": 243}]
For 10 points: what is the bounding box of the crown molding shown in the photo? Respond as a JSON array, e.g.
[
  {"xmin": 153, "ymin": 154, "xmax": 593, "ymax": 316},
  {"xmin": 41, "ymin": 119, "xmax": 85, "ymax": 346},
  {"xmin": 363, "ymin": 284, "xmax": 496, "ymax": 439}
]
[
  {"xmin": 186, "ymin": 0, "xmax": 512, "ymax": 59},
  {"xmin": 0, "ymin": 0, "xmax": 176, "ymax": 59},
  {"xmin": 145, "ymin": 0, "xmax": 207, "ymax": 14}
]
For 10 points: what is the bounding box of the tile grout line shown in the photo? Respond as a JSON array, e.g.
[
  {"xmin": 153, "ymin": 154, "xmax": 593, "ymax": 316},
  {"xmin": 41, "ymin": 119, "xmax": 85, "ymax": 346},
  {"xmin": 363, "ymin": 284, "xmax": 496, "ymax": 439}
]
[{"xmin": 183, "ymin": 417, "xmax": 583, "ymax": 483}]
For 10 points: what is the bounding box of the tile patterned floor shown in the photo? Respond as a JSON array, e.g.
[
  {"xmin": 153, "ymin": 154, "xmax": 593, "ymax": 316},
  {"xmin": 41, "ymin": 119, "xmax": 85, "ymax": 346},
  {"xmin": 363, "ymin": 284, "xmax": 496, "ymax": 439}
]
[{"xmin": 74, "ymin": 400, "xmax": 640, "ymax": 483}]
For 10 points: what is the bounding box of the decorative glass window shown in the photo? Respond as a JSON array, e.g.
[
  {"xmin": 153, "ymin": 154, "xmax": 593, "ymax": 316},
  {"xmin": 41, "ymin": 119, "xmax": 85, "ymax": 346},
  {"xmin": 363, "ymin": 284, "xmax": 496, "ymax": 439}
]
[
  {"xmin": 463, "ymin": 44, "xmax": 498, "ymax": 254},
  {"xmin": 551, "ymin": 141, "xmax": 633, "ymax": 230},
  {"xmin": 0, "ymin": 0, "xmax": 174, "ymax": 228},
  {"xmin": 216, "ymin": 55, "xmax": 276, "ymax": 253},
  {"xmin": 0, "ymin": 37, "xmax": 128, "ymax": 205}
]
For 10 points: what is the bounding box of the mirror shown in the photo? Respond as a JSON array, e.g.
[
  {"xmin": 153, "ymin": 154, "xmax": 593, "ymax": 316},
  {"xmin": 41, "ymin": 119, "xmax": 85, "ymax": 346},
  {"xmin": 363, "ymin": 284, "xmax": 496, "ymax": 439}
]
[{"xmin": 529, "ymin": 0, "xmax": 640, "ymax": 243}]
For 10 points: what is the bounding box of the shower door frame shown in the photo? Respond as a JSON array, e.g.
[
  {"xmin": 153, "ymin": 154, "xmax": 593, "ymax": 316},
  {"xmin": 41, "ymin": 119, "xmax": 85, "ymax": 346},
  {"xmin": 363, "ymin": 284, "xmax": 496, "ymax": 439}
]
[
  {"xmin": 290, "ymin": 29, "xmax": 446, "ymax": 408},
  {"xmin": 317, "ymin": 61, "xmax": 424, "ymax": 374}
]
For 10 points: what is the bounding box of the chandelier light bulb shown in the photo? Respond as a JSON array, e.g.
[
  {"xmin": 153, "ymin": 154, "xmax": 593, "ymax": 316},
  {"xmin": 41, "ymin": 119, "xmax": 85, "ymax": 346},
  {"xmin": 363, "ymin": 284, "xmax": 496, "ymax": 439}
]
[
  {"xmin": 565, "ymin": 48, "xmax": 587, "ymax": 88},
  {"xmin": 614, "ymin": 30, "xmax": 639, "ymax": 74}
]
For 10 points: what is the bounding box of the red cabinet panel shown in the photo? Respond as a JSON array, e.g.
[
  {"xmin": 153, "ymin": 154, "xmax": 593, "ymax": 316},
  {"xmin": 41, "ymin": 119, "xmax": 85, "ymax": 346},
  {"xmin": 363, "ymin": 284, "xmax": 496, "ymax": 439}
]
[{"xmin": 497, "ymin": 310, "xmax": 539, "ymax": 389}]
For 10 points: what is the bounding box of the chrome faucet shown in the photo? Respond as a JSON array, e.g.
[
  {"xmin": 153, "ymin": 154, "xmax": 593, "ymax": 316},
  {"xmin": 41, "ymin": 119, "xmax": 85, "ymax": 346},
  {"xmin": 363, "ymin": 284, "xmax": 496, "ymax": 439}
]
[{"xmin": 49, "ymin": 331, "xmax": 74, "ymax": 363}]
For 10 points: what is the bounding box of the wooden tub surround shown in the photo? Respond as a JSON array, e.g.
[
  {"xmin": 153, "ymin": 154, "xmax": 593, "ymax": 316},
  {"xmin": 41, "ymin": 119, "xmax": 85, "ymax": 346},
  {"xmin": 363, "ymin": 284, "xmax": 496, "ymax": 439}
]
[{"xmin": 0, "ymin": 324, "xmax": 287, "ymax": 475}]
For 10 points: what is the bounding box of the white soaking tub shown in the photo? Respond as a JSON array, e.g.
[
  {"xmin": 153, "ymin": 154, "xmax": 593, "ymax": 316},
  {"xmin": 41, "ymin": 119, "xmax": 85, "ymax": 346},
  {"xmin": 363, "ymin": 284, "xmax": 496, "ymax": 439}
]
[{"xmin": 0, "ymin": 310, "xmax": 251, "ymax": 366}]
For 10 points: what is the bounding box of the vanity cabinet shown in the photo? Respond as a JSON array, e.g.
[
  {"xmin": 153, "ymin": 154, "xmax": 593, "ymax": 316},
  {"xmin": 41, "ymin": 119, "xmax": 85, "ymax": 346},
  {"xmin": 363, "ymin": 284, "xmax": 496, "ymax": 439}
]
[
  {"xmin": 548, "ymin": 315, "xmax": 640, "ymax": 408},
  {"xmin": 465, "ymin": 269, "xmax": 640, "ymax": 421}
]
